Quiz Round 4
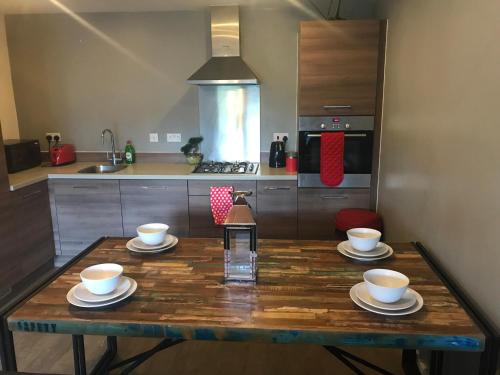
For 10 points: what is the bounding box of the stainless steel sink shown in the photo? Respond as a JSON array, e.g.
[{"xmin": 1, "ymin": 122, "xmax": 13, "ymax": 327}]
[{"xmin": 78, "ymin": 165, "xmax": 127, "ymax": 174}]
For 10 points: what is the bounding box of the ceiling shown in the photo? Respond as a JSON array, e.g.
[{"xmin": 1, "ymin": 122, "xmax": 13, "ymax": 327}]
[{"xmin": 0, "ymin": 0, "xmax": 313, "ymax": 14}]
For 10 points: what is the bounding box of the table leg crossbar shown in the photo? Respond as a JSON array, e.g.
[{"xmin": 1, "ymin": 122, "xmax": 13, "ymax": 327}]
[
  {"xmin": 72, "ymin": 335, "xmax": 183, "ymax": 375},
  {"xmin": 324, "ymin": 346, "xmax": 397, "ymax": 375}
]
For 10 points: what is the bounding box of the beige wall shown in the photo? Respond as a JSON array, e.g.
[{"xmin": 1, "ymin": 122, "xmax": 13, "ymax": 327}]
[
  {"xmin": 5, "ymin": 7, "xmax": 314, "ymax": 153},
  {"xmin": 0, "ymin": 14, "xmax": 19, "ymax": 140},
  {"xmin": 376, "ymin": 0, "xmax": 500, "ymax": 335}
]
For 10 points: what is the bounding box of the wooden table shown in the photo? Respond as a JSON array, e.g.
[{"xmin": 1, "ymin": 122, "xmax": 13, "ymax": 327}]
[{"xmin": 5, "ymin": 238, "xmax": 490, "ymax": 374}]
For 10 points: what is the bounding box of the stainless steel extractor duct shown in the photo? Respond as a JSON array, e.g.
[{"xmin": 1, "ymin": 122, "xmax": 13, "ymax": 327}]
[{"xmin": 187, "ymin": 6, "xmax": 259, "ymax": 85}]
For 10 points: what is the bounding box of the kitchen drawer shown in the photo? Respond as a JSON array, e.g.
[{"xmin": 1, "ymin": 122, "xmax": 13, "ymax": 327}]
[
  {"xmin": 298, "ymin": 188, "xmax": 370, "ymax": 239},
  {"xmin": 188, "ymin": 180, "xmax": 256, "ymax": 196},
  {"xmin": 257, "ymin": 181, "xmax": 297, "ymax": 239},
  {"xmin": 189, "ymin": 195, "xmax": 257, "ymax": 238},
  {"xmin": 120, "ymin": 180, "xmax": 189, "ymax": 237}
]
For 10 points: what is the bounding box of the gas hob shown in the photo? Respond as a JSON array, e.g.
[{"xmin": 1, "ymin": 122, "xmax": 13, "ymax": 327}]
[{"xmin": 192, "ymin": 161, "xmax": 259, "ymax": 174}]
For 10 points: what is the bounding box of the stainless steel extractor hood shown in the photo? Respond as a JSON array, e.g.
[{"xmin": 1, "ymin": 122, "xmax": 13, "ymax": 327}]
[{"xmin": 187, "ymin": 6, "xmax": 259, "ymax": 85}]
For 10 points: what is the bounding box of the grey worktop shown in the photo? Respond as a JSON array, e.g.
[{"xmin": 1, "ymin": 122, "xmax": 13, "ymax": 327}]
[{"xmin": 8, "ymin": 162, "xmax": 297, "ymax": 191}]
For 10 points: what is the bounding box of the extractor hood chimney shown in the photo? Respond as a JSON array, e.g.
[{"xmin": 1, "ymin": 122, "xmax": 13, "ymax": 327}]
[{"xmin": 187, "ymin": 6, "xmax": 259, "ymax": 85}]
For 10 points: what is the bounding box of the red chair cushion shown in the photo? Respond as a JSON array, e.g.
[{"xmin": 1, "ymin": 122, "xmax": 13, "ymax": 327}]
[{"xmin": 335, "ymin": 208, "xmax": 383, "ymax": 232}]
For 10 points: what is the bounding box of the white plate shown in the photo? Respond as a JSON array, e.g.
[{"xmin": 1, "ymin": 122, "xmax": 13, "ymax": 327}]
[
  {"xmin": 354, "ymin": 282, "xmax": 417, "ymax": 311},
  {"xmin": 73, "ymin": 277, "xmax": 131, "ymax": 303},
  {"xmin": 131, "ymin": 235, "xmax": 174, "ymax": 250},
  {"xmin": 127, "ymin": 236, "xmax": 178, "ymax": 254},
  {"xmin": 338, "ymin": 241, "xmax": 389, "ymax": 258},
  {"xmin": 337, "ymin": 242, "xmax": 393, "ymax": 261},
  {"xmin": 67, "ymin": 277, "xmax": 137, "ymax": 308},
  {"xmin": 349, "ymin": 282, "xmax": 423, "ymax": 316}
]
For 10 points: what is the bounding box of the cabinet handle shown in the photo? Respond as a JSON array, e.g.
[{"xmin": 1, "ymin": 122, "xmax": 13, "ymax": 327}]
[
  {"xmin": 72, "ymin": 186, "xmax": 99, "ymax": 189},
  {"xmin": 264, "ymin": 186, "xmax": 291, "ymax": 191},
  {"xmin": 22, "ymin": 190, "xmax": 42, "ymax": 199},
  {"xmin": 323, "ymin": 105, "xmax": 352, "ymax": 110},
  {"xmin": 140, "ymin": 186, "xmax": 168, "ymax": 190},
  {"xmin": 320, "ymin": 195, "xmax": 348, "ymax": 200}
]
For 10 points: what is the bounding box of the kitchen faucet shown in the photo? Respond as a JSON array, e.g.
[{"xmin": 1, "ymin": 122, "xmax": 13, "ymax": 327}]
[{"xmin": 101, "ymin": 129, "xmax": 122, "ymax": 165}]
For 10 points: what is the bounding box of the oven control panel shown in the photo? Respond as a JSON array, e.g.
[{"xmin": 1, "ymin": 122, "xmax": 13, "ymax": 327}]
[{"xmin": 299, "ymin": 116, "xmax": 374, "ymax": 132}]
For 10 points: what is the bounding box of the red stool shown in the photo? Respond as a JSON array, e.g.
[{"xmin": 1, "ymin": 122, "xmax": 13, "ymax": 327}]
[{"xmin": 335, "ymin": 209, "xmax": 383, "ymax": 239}]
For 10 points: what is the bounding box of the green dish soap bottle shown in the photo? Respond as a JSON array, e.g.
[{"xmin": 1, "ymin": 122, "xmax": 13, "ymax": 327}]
[{"xmin": 124, "ymin": 140, "xmax": 135, "ymax": 164}]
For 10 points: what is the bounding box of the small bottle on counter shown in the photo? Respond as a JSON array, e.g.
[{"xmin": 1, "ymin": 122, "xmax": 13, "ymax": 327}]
[{"xmin": 124, "ymin": 140, "xmax": 136, "ymax": 164}]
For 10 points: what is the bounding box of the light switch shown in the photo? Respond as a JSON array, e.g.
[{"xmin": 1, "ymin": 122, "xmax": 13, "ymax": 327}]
[
  {"xmin": 167, "ymin": 133, "xmax": 182, "ymax": 143},
  {"xmin": 149, "ymin": 133, "xmax": 159, "ymax": 143}
]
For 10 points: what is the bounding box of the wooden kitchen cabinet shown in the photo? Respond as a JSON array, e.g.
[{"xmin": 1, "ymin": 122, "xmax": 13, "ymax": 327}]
[
  {"xmin": 298, "ymin": 188, "xmax": 370, "ymax": 239},
  {"xmin": 188, "ymin": 180, "xmax": 257, "ymax": 237},
  {"xmin": 0, "ymin": 181, "xmax": 55, "ymax": 296},
  {"xmin": 298, "ymin": 20, "xmax": 382, "ymax": 116},
  {"xmin": 120, "ymin": 180, "xmax": 189, "ymax": 237},
  {"xmin": 52, "ymin": 179, "xmax": 123, "ymax": 257},
  {"xmin": 257, "ymin": 180, "xmax": 297, "ymax": 239}
]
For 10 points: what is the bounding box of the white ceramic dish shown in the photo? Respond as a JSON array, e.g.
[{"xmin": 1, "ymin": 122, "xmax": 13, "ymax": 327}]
[
  {"xmin": 338, "ymin": 241, "xmax": 388, "ymax": 258},
  {"xmin": 131, "ymin": 235, "xmax": 174, "ymax": 251},
  {"xmin": 355, "ymin": 282, "xmax": 417, "ymax": 310},
  {"xmin": 336, "ymin": 243, "xmax": 393, "ymax": 262},
  {"xmin": 350, "ymin": 282, "xmax": 423, "ymax": 316},
  {"xmin": 73, "ymin": 277, "xmax": 131, "ymax": 303},
  {"xmin": 363, "ymin": 269, "xmax": 409, "ymax": 303},
  {"xmin": 347, "ymin": 228, "xmax": 382, "ymax": 251},
  {"xmin": 136, "ymin": 223, "xmax": 169, "ymax": 246},
  {"xmin": 126, "ymin": 235, "xmax": 178, "ymax": 254},
  {"xmin": 67, "ymin": 277, "xmax": 137, "ymax": 308},
  {"xmin": 80, "ymin": 263, "xmax": 123, "ymax": 295}
]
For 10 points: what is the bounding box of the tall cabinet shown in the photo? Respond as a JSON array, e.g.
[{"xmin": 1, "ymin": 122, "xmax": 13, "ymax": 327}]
[{"xmin": 297, "ymin": 20, "xmax": 386, "ymax": 239}]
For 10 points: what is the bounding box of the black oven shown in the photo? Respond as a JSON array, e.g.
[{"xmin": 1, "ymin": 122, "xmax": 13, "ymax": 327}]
[{"xmin": 298, "ymin": 116, "xmax": 374, "ymax": 188}]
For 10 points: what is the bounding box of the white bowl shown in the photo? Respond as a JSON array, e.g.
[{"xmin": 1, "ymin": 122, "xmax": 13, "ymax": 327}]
[
  {"xmin": 363, "ymin": 269, "xmax": 409, "ymax": 303},
  {"xmin": 347, "ymin": 228, "xmax": 381, "ymax": 252},
  {"xmin": 136, "ymin": 223, "xmax": 169, "ymax": 245},
  {"xmin": 80, "ymin": 263, "xmax": 123, "ymax": 295}
]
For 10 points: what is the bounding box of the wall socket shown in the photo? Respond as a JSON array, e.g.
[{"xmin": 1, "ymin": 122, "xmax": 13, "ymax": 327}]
[
  {"xmin": 273, "ymin": 133, "xmax": 289, "ymax": 141},
  {"xmin": 45, "ymin": 132, "xmax": 61, "ymax": 141},
  {"xmin": 167, "ymin": 133, "xmax": 182, "ymax": 143},
  {"xmin": 149, "ymin": 133, "xmax": 159, "ymax": 143}
]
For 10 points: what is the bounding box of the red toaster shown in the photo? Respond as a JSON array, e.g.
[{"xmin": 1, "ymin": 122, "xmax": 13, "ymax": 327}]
[{"xmin": 50, "ymin": 144, "xmax": 76, "ymax": 166}]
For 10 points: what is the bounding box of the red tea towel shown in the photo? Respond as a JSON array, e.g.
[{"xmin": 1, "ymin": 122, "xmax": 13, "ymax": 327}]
[
  {"xmin": 210, "ymin": 186, "xmax": 234, "ymax": 225},
  {"xmin": 320, "ymin": 132, "xmax": 345, "ymax": 186}
]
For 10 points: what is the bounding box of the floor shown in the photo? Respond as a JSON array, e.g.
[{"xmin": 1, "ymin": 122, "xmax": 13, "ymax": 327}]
[{"xmin": 12, "ymin": 332, "xmax": 405, "ymax": 374}]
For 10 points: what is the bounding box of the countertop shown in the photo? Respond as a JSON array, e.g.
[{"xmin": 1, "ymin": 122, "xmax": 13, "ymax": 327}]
[{"xmin": 8, "ymin": 162, "xmax": 297, "ymax": 191}]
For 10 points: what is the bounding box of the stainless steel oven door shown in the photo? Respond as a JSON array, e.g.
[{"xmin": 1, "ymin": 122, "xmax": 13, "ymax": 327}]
[{"xmin": 298, "ymin": 116, "xmax": 374, "ymax": 188}]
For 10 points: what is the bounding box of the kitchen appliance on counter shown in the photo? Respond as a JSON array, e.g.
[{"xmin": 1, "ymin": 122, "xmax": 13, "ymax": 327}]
[
  {"xmin": 3, "ymin": 139, "xmax": 41, "ymax": 173},
  {"xmin": 269, "ymin": 136, "xmax": 287, "ymax": 168},
  {"xmin": 50, "ymin": 144, "xmax": 76, "ymax": 166},
  {"xmin": 298, "ymin": 116, "xmax": 374, "ymax": 188},
  {"xmin": 193, "ymin": 161, "xmax": 259, "ymax": 174}
]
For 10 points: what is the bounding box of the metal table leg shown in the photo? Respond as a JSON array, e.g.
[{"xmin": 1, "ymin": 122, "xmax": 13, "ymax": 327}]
[{"xmin": 73, "ymin": 335, "xmax": 87, "ymax": 375}]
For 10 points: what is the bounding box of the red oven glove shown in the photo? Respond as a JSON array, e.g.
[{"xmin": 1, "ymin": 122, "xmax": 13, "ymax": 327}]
[
  {"xmin": 320, "ymin": 132, "xmax": 345, "ymax": 187},
  {"xmin": 210, "ymin": 186, "xmax": 234, "ymax": 225}
]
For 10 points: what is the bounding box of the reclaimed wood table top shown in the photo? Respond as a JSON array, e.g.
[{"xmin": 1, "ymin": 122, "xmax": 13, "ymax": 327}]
[{"xmin": 8, "ymin": 238, "xmax": 484, "ymax": 351}]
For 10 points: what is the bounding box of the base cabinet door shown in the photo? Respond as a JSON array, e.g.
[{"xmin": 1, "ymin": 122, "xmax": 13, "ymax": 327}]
[
  {"xmin": 13, "ymin": 182, "xmax": 55, "ymax": 276},
  {"xmin": 298, "ymin": 188, "xmax": 370, "ymax": 239},
  {"xmin": 188, "ymin": 180, "xmax": 257, "ymax": 237},
  {"xmin": 257, "ymin": 181, "xmax": 297, "ymax": 239},
  {"xmin": 52, "ymin": 180, "xmax": 123, "ymax": 256},
  {"xmin": 0, "ymin": 182, "xmax": 55, "ymax": 295},
  {"xmin": 120, "ymin": 180, "xmax": 189, "ymax": 237}
]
